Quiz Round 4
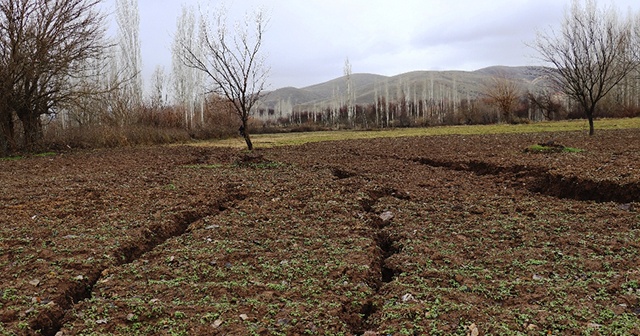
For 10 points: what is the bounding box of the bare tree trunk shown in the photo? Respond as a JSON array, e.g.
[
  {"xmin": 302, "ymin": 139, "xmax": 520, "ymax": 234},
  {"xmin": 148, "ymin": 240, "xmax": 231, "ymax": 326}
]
[
  {"xmin": 18, "ymin": 109, "xmax": 43, "ymax": 151},
  {"xmin": 241, "ymin": 118, "xmax": 253, "ymax": 150},
  {"xmin": 0, "ymin": 110, "xmax": 16, "ymax": 156},
  {"xmin": 586, "ymin": 104, "xmax": 596, "ymax": 136}
]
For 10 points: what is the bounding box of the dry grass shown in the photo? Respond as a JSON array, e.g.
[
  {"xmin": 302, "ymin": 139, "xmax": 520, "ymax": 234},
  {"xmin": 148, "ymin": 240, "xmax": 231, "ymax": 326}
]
[{"xmin": 194, "ymin": 117, "xmax": 640, "ymax": 149}]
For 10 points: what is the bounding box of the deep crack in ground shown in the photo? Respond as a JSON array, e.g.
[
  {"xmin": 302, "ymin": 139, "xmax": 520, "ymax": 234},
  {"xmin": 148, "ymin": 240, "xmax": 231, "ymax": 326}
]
[
  {"xmin": 31, "ymin": 191, "xmax": 246, "ymax": 336},
  {"xmin": 4, "ymin": 130, "xmax": 639, "ymax": 335},
  {"xmin": 346, "ymin": 184, "xmax": 407, "ymax": 335},
  {"xmin": 413, "ymin": 157, "xmax": 640, "ymax": 203}
]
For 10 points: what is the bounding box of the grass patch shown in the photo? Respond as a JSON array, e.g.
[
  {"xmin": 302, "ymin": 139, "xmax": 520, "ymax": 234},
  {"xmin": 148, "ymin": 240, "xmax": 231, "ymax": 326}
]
[
  {"xmin": 1, "ymin": 152, "xmax": 56, "ymax": 160},
  {"xmin": 34, "ymin": 152, "xmax": 57, "ymax": 157},
  {"xmin": 195, "ymin": 117, "xmax": 640, "ymax": 149},
  {"xmin": 0, "ymin": 155, "xmax": 23, "ymax": 161}
]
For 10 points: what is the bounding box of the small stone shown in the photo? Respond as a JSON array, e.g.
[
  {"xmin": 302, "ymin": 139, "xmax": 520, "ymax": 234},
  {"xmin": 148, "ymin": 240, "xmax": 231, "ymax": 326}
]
[
  {"xmin": 239, "ymin": 313, "xmax": 248, "ymax": 321},
  {"xmin": 126, "ymin": 313, "xmax": 136, "ymax": 321},
  {"xmin": 74, "ymin": 275, "xmax": 84, "ymax": 281},
  {"xmin": 532, "ymin": 274, "xmax": 543, "ymax": 280},
  {"xmin": 401, "ymin": 293, "xmax": 414, "ymax": 302},
  {"xmin": 55, "ymin": 331, "xmax": 64, "ymax": 336},
  {"xmin": 379, "ymin": 211, "xmax": 394, "ymax": 222},
  {"xmin": 587, "ymin": 323, "xmax": 602, "ymax": 329},
  {"xmin": 469, "ymin": 323, "xmax": 479, "ymax": 336},
  {"xmin": 29, "ymin": 279, "xmax": 40, "ymax": 287},
  {"xmin": 149, "ymin": 298, "xmax": 160, "ymax": 304},
  {"xmin": 98, "ymin": 275, "xmax": 112, "ymax": 284},
  {"xmin": 276, "ymin": 318, "xmax": 290, "ymax": 326},
  {"xmin": 25, "ymin": 307, "xmax": 35, "ymax": 315},
  {"xmin": 212, "ymin": 319, "xmax": 223, "ymax": 328},
  {"xmin": 96, "ymin": 319, "xmax": 108, "ymax": 324},
  {"xmin": 526, "ymin": 324, "xmax": 537, "ymax": 330},
  {"xmin": 618, "ymin": 203, "xmax": 631, "ymax": 211}
]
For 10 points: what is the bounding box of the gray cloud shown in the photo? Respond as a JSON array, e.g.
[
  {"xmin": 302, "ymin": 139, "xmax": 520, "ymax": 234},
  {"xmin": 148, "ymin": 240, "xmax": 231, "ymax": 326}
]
[{"xmin": 103, "ymin": 0, "xmax": 640, "ymax": 90}]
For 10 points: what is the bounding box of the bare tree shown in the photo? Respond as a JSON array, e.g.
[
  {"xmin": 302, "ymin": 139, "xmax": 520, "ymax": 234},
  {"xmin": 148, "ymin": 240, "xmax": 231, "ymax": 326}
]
[
  {"xmin": 527, "ymin": 90, "xmax": 565, "ymax": 121},
  {"xmin": 115, "ymin": 0, "xmax": 142, "ymax": 108},
  {"xmin": 532, "ymin": 0, "xmax": 640, "ymax": 135},
  {"xmin": 344, "ymin": 57, "xmax": 354, "ymax": 127},
  {"xmin": 172, "ymin": 5, "xmax": 200, "ymax": 128},
  {"xmin": 0, "ymin": 0, "xmax": 107, "ymax": 153},
  {"xmin": 483, "ymin": 75, "xmax": 522, "ymax": 123},
  {"xmin": 150, "ymin": 65, "xmax": 168, "ymax": 109},
  {"xmin": 64, "ymin": 50, "xmax": 114, "ymax": 128},
  {"xmin": 181, "ymin": 6, "xmax": 269, "ymax": 150}
]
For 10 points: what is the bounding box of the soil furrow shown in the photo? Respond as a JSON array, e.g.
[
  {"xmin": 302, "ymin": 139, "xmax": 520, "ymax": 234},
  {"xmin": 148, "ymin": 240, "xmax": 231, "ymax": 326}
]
[
  {"xmin": 413, "ymin": 157, "xmax": 639, "ymax": 203},
  {"xmin": 29, "ymin": 191, "xmax": 246, "ymax": 336},
  {"xmin": 348, "ymin": 186, "xmax": 406, "ymax": 335}
]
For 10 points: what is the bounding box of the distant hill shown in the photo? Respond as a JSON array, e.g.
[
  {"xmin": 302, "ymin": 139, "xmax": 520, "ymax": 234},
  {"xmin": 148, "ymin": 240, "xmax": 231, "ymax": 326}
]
[{"xmin": 259, "ymin": 66, "xmax": 552, "ymax": 111}]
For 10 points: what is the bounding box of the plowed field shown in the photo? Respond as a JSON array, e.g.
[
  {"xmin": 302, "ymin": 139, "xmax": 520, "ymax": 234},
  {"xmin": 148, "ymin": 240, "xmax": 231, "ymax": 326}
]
[{"xmin": 1, "ymin": 129, "xmax": 639, "ymax": 335}]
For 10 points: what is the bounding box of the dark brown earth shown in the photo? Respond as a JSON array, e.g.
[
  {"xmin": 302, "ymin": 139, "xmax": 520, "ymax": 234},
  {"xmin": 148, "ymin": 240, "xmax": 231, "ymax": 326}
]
[{"xmin": 1, "ymin": 129, "xmax": 639, "ymax": 335}]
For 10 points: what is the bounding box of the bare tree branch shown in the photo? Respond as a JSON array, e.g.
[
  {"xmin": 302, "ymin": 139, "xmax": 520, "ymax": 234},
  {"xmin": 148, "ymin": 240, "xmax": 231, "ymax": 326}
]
[
  {"xmin": 483, "ymin": 73, "xmax": 522, "ymax": 123},
  {"xmin": 531, "ymin": 0, "xmax": 640, "ymax": 135},
  {"xmin": 0, "ymin": 0, "xmax": 107, "ymax": 152},
  {"xmin": 180, "ymin": 6, "xmax": 270, "ymax": 150}
]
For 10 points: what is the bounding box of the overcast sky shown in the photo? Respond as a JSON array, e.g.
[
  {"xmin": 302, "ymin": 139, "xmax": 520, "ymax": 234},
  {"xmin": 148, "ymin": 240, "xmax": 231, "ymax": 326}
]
[{"xmin": 99, "ymin": 0, "xmax": 640, "ymax": 91}]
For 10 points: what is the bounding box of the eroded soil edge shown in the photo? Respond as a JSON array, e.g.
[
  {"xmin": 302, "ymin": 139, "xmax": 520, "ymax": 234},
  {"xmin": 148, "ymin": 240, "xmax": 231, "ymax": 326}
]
[
  {"xmin": 30, "ymin": 189, "xmax": 247, "ymax": 336},
  {"xmin": 346, "ymin": 182, "xmax": 409, "ymax": 335},
  {"xmin": 413, "ymin": 157, "xmax": 639, "ymax": 203}
]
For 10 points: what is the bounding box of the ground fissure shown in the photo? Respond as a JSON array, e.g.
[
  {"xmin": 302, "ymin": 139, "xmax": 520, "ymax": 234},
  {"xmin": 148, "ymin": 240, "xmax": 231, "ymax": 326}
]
[
  {"xmin": 2, "ymin": 129, "xmax": 640, "ymax": 335},
  {"xmin": 31, "ymin": 191, "xmax": 246, "ymax": 336},
  {"xmin": 343, "ymin": 186, "xmax": 407, "ymax": 335},
  {"xmin": 413, "ymin": 157, "xmax": 639, "ymax": 203}
]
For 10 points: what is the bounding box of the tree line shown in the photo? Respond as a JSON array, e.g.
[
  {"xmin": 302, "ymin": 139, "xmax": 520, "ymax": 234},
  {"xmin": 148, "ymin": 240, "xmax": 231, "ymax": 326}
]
[
  {"xmin": 260, "ymin": 0, "xmax": 640, "ymax": 136},
  {"xmin": 0, "ymin": 0, "xmax": 266, "ymax": 156},
  {"xmin": 0, "ymin": 0, "xmax": 638, "ymax": 155},
  {"xmin": 259, "ymin": 69, "xmax": 640, "ymax": 130}
]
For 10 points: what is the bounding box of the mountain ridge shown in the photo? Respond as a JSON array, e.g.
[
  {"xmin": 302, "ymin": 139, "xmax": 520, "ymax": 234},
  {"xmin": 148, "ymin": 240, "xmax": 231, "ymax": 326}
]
[{"xmin": 259, "ymin": 65, "xmax": 552, "ymax": 111}]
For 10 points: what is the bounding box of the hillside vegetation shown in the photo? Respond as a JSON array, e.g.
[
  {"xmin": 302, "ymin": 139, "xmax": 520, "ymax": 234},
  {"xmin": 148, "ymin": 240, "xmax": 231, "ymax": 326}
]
[{"xmin": 261, "ymin": 66, "xmax": 548, "ymax": 109}]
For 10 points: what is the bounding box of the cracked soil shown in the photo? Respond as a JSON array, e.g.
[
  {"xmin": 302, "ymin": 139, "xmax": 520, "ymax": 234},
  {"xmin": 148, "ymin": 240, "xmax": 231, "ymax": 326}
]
[{"xmin": 1, "ymin": 129, "xmax": 639, "ymax": 335}]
